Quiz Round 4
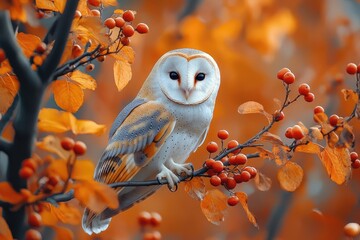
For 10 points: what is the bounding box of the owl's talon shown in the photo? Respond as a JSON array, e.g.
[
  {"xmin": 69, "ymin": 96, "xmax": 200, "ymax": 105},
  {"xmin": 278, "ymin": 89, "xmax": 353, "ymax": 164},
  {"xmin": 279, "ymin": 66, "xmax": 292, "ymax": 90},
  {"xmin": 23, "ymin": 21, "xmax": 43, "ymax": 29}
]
[
  {"xmin": 156, "ymin": 165, "xmax": 180, "ymax": 190},
  {"xmin": 168, "ymin": 182, "xmax": 178, "ymax": 192},
  {"xmin": 187, "ymin": 163, "xmax": 195, "ymax": 181}
]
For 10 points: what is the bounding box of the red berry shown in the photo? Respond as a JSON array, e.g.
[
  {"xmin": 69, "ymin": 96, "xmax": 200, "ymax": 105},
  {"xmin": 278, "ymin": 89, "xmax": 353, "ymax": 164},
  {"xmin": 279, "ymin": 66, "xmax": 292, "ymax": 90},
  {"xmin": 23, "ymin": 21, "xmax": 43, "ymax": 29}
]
[
  {"xmin": 206, "ymin": 168, "xmax": 217, "ymax": 176},
  {"xmin": 143, "ymin": 230, "xmax": 162, "ymax": 240},
  {"xmin": 61, "ymin": 137, "xmax": 75, "ymax": 151},
  {"xmin": 88, "ymin": 0, "xmax": 101, "ymax": 6},
  {"xmin": 19, "ymin": 167, "xmax": 34, "ymax": 179},
  {"xmin": 97, "ymin": 55, "xmax": 106, "ymax": 62},
  {"xmin": 227, "ymin": 195, "xmax": 240, "ymax": 206},
  {"xmin": 234, "ymin": 173, "xmax": 242, "ymax": 183},
  {"xmin": 240, "ymin": 170, "xmax": 251, "ymax": 182},
  {"xmin": 217, "ymin": 129, "xmax": 229, "ymax": 140},
  {"xmin": 274, "ymin": 110, "xmax": 285, "ymax": 121},
  {"xmin": 122, "ymin": 25, "xmax": 135, "ymax": 37},
  {"xmin": 135, "ymin": 23, "xmax": 149, "ymax": 34},
  {"xmin": 314, "ymin": 106, "xmax": 325, "ymax": 114},
  {"xmin": 28, "ymin": 212, "xmax": 42, "ymax": 228},
  {"xmin": 329, "ymin": 114, "xmax": 340, "ymax": 127},
  {"xmin": 73, "ymin": 141, "xmax": 87, "ymax": 155},
  {"xmin": 283, "ymin": 72, "xmax": 295, "ymax": 84},
  {"xmin": 227, "ymin": 140, "xmax": 240, "ymax": 154},
  {"xmin": 229, "ymin": 154, "xmax": 247, "ymax": 165},
  {"xmin": 115, "ymin": 17, "xmax": 125, "ymax": 28},
  {"xmin": 298, "ymin": 83, "xmax": 311, "ymax": 95},
  {"xmin": 212, "ymin": 161, "xmax": 224, "ymax": 173},
  {"xmin": 292, "ymin": 125, "xmax": 305, "ymax": 140},
  {"xmin": 346, "ymin": 63, "xmax": 358, "ymax": 75},
  {"xmin": 277, "ymin": 67, "xmax": 291, "ymax": 80},
  {"xmin": 91, "ymin": 9, "xmax": 101, "ymax": 17},
  {"xmin": 352, "ymin": 159, "xmax": 360, "ymax": 169},
  {"xmin": 225, "ymin": 177, "xmax": 237, "ymax": 189},
  {"xmin": 104, "ymin": 18, "xmax": 116, "ymax": 29},
  {"xmin": 138, "ymin": 211, "xmax": 152, "ymax": 226},
  {"xmin": 350, "ymin": 152, "xmax": 358, "ymax": 162},
  {"xmin": 47, "ymin": 175, "xmax": 60, "ymax": 187},
  {"xmin": 210, "ymin": 175, "xmax": 221, "ymax": 186},
  {"xmin": 86, "ymin": 63, "xmax": 95, "ymax": 72},
  {"xmin": 74, "ymin": 10, "xmax": 82, "ymax": 18},
  {"xmin": 344, "ymin": 222, "xmax": 360, "ymax": 237},
  {"xmin": 285, "ymin": 127, "xmax": 293, "ymax": 139},
  {"xmin": 0, "ymin": 48, "xmax": 6, "ymax": 63},
  {"xmin": 150, "ymin": 212, "xmax": 162, "ymax": 227},
  {"xmin": 120, "ymin": 37, "xmax": 130, "ymax": 46},
  {"xmin": 206, "ymin": 141, "xmax": 218, "ymax": 153},
  {"xmin": 243, "ymin": 166, "xmax": 257, "ymax": 178},
  {"xmin": 122, "ymin": 10, "xmax": 135, "ymax": 22},
  {"xmin": 205, "ymin": 158, "xmax": 215, "ymax": 168},
  {"xmin": 35, "ymin": 42, "xmax": 47, "ymax": 54},
  {"xmin": 25, "ymin": 229, "xmax": 42, "ymax": 240},
  {"xmin": 22, "ymin": 158, "xmax": 38, "ymax": 171},
  {"xmin": 71, "ymin": 44, "xmax": 82, "ymax": 58},
  {"xmin": 218, "ymin": 172, "xmax": 228, "ymax": 184},
  {"xmin": 304, "ymin": 93, "xmax": 315, "ymax": 102}
]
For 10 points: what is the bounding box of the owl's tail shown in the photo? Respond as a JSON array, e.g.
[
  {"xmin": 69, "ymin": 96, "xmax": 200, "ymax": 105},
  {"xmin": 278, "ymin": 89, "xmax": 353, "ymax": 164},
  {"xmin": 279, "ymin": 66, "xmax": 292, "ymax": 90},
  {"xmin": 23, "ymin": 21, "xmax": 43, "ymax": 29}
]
[{"xmin": 82, "ymin": 208, "xmax": 112, "ymax": 235}]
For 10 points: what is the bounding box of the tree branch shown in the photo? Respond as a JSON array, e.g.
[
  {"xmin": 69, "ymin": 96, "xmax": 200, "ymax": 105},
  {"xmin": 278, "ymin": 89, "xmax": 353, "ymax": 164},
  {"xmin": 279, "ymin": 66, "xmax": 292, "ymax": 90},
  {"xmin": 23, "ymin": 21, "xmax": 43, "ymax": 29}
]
[
  {"xmin": 0, "ymin": 94, "xmax": 18, "ymax": 135},
  {"xmin": 0, "ymin": 138, "xmax": 11, "ymax": 155},
  {"xmin": 38, "ymin": 0, "xmax": 79, "ymax": 81}
]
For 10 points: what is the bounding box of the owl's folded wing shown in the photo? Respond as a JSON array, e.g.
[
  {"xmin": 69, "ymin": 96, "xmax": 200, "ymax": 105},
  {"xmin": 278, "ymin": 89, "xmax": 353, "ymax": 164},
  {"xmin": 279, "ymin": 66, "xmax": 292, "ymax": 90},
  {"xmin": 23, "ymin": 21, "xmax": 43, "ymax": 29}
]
[{"xmin": 94, "ymin": 99, "xmax": 176, "ymax": 185}]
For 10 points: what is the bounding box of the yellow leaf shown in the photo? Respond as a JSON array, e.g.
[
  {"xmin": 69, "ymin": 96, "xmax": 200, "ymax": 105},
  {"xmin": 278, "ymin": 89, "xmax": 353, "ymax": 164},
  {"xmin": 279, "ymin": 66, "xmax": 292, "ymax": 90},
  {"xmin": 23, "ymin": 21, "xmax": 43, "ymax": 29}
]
[
  {"xmin": 74, "ymin": 180, "xmax": 119, "ymax": 214},
  {"xmin": 235, "ymin": 192, "xmax": 258, "ymax": 228},
  {"xmin": 277, "ymin": 161, "xmax": 303, "ymax": 191},
  {"xmin": 0, "ymin": 74, "xmax": 19, "ymax": 114},
  {"xmin": 114, "ymin": 60, "xmax": 132, "ymax": 91},
  {"xmin": 110, "ymin": 46, "xmax": 135, "ymax": 63},
  {"xmin": 16, "ymin": 32, "xmax": 42, "ymax": 58},
  {"xmin": 36, "ymin": 135, "xmax": 70, "ymax": 159},
  {"xmin": 184, "ymin": 177, "xmax": 205, "ymax": 201},
  {"xmin": 69, "ymin": 70, "xmax": 97, "ymax": 90},
  {"xmin": 200, "ymin": 189, "xmax": 227, "ymax": 225},
  {"xmin": 238, "ymin": 101, "xmax": 272, "ymax": 123},
  {"xmin": 0, "ymin": 208, "xmax": 13, "ymax": 240},
  {"xmin": 318, "ymin": 146, "xmax": 351, "ymax": 185},
  {"xmin": 54, "ymin": 0, "xmax": 66, "ymax": 13},
  {"xmin": 38, "ymin": 108, "xmax": 106, "ymax": 135},
  {"xmin": 0, "ymin": 182, "xmax": 25, "ymax": 204},
  {"xmin": 254, "ymin": 172, "xmax": 272, "ymax": 191},
  {"xmin": 53, "ymin": 80, "xmax": 84, "ymax": 113},
  {"xmin": 72, "ymin": 16, "xmax": 110, "ymax": 47},
  {"xmin": 295, "ymin": 142, "xmax": 323, "ymax": 154}
]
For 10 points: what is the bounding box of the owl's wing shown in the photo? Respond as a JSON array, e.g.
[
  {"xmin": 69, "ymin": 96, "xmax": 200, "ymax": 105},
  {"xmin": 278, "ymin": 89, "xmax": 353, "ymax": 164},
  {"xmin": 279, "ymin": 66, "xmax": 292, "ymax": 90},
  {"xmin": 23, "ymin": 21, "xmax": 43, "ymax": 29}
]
[
  {"xmin": 192, "ymin": 127, "xmax": 209, "ymax": 152},
  {"xmin": 94, "ymin": 99, "xmax": 176, "ymax": 186}
]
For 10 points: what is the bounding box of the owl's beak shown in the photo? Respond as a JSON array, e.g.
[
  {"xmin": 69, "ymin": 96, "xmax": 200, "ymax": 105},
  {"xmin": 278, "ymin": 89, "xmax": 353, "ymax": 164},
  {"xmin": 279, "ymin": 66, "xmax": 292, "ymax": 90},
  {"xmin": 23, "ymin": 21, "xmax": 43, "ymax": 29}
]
[{"xmin": 182, "ymin": 88, "xmax": 192, "ymax": 99}]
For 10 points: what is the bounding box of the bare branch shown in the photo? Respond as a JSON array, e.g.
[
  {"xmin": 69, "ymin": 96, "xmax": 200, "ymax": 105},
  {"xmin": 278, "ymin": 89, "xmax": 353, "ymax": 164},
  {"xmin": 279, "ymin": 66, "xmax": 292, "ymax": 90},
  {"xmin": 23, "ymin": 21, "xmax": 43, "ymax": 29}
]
[
  {"xmin": 0, "ymin": 138, "xmax": 11, "ymax": 155},
  {"xmin": 38, "ymin": 0, "xmax": 80, "ymax": 81}
]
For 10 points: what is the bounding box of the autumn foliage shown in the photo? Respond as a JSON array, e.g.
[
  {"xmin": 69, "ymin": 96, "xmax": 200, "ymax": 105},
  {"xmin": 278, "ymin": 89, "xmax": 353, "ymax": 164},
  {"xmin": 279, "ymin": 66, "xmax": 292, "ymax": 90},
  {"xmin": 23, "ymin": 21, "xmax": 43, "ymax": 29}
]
[{"xmin": 1, "ymin": 0, "xmax": 360, "ymax": 239}]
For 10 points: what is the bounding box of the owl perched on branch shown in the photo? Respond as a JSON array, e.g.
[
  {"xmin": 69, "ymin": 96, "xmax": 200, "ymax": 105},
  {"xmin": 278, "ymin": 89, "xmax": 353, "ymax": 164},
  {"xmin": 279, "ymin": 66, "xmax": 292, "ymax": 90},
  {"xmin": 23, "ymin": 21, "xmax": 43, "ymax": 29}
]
[{"xmin": 83, "ymin": 48, "xmax": 221, "ymax": 234}]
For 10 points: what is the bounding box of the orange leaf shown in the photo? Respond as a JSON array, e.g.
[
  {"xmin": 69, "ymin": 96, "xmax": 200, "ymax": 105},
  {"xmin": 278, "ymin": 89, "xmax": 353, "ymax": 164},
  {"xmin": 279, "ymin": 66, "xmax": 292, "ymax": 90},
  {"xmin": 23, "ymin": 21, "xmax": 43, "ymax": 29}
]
[
  {"xmin": 43, "ymin": 203, "xmax": 81, "ymax": 225},
  {"xmin": 272, "ymin": 144, "xmax": 292, "ymax": 166},
  {"xmin": 114, "ymin": 60, "xmax": 132, "ymax": 91},
  {"xmin": 0, "ymin": 182, "xmax": 25, "ymax": 204},
  {"xmin": 73, "ymin": 180, "xmax": 119, "ymax": 214},
  {"xmin": 36, "ymin": 135, "xmax": 70, "ymax": 159},
  {"xmin": 72, "ymin": 16, "xmax": 109, "ymax": 47},
  {"xmin": 200, "ymin": 189, "xmax": 227, "ymax": 225},
  {"xmin": 52, "ymin": 226, "xmax": 74, "ymax": 240},
  {"xmin": 318, "ymin": 146, "xmax": 351, "ymax": 185},
  {"xmin": 72, "ymin": 159, "xmax": 95, "ymax": 180},
  {"xmin": 54, "ymin": 0, "xmax": 66, "ymax": 13},
  {"xmin": 256, "ymin": 147, "xmax": 275, "ymax": 161},
  {"xmin": 110, "ymin": 46, "xmax": 135, "ymax": 64},
  {"xmin": 235, "ymin": 192, "xmax": 258, "ymax": 228},
  {"xmin": 16, "ymin": 32, "xmax": 41, "ymax": 58},
  {"xmin": 295, "ymin": 142, "xmax": 323, "ymax": 154},
  {"xmin": 0, "ymin": 74, "xmax": 19, "ymax": 114},
  {"xmin": 38, "ymin": 108, "xmax": 106, "ymax": 135},
  {"xmin": 308, "ymin": 127, "xmax": 323, "ymax": 141},
  {"xmin": 238, "ymin": 101, "xmax": 272, "ymax": 123},
  {"xmin": 277, "ymin": 161, "xmax": 303, "ymax": 191},
  {"xmin": 35, "ymin": 0, "xmax": 58, "ymax": 12},
  {"xmin": 338, "ymin": 123, "xmax": 355, "ymax": 148},
  {"xmin": 102, "ymin": 0, "xmax": 118, "ymax": 6},
  {"xmin": 46, "ymin": 158, "xmax": 68, "ymax": 181},
  {"xmin": 254, "ymin": 172, "xmax": 272, "ymax": 191},
  {"xmin": 69, "ymin": 70, "xmax": 97, "ymax": 90},
  {"xmin": 0, "ymin": 208, "xmax": 13, "ymax": 240},
  {"xmin": 341, "ymin": 88, "xmax": 358, "ymax": 103},
  {"xmin": 260, "ymin": 132, "xmax": 284, "ymax": 145},
  {"xmin": 53, "ymin": 80, "xmax": 84, "ymax": 113},
  {"xmin": 313, "ymin": 111, "xmax": 328, "ymax": 124},
  {"xmin": 184, "ymin": 177, "xmax": 205, "ymax": 201},
  {"xmin": 0, "ymin": 60, "xmax": 13, "ymax": 74}
]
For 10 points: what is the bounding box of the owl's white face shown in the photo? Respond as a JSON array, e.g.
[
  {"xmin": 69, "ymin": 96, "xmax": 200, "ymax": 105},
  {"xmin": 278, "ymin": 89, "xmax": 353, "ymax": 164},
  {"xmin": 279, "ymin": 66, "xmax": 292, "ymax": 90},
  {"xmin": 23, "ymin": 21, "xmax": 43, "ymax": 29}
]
[{"xmin": 155, "ymin": 51, "xmax": 220, "ymax": 105}]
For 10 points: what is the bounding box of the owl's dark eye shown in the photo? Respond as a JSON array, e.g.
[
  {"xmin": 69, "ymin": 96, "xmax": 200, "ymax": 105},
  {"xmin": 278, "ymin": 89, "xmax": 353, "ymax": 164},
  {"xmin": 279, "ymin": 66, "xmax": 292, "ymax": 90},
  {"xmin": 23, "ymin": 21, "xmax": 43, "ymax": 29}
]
[
  {"xmin": 195, "ymin": 73, "xmax": 206, "ymax": 81},
  {"xmin": 169, "ymin": 71, "xmax": 179, "ymax": 80}
]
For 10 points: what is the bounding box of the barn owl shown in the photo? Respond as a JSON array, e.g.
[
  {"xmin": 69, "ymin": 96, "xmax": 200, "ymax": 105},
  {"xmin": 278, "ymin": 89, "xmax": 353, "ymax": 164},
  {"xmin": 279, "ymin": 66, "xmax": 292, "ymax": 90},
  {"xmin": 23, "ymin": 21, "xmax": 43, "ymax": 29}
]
[{"xmin": 82, "ymin": 48, "xmax": 221, "ymax": 234}]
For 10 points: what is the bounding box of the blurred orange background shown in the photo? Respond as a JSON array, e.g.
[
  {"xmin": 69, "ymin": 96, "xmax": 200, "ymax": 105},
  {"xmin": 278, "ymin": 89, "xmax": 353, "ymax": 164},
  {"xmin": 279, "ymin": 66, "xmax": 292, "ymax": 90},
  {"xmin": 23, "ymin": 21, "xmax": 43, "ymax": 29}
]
[{"xmin": 37, "ymin": 0, "xmax": 360, "ymax": 239}]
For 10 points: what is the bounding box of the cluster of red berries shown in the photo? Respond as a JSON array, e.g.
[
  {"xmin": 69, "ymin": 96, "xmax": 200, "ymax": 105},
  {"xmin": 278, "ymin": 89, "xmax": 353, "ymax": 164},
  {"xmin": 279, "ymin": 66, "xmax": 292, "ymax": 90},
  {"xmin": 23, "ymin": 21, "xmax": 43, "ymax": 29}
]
[
  {"xmin": 285, "ymin": 125, "xmax": 305, "ymax": 140},
  {"xmin": 205, "ymin": 130, "xmax": 257, "ymax": 206},
  {"xmin": 60, "ymin": 137, "xmax": 87, "ymax": 156},
  {"xmin": 350, "ymin": 152, "xmax": 360, "ymax": 169},
  {"xmin": 346, "ymin": 63, "xmax": 360, "ymax": 75},
  {"xmin": 25, "ymin": 211, "xmax": 43, "ymax": 240},
  {"xmin": 138, "ymin": 211, "xmax": 162, "ymax": 240},
  {"xmin": 313, "ymin": 105, "xmax": 343, "ymax": 126},
  {"xmin": 277, "ymin": 68, "xmax": 315, "ymax": 102}
]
